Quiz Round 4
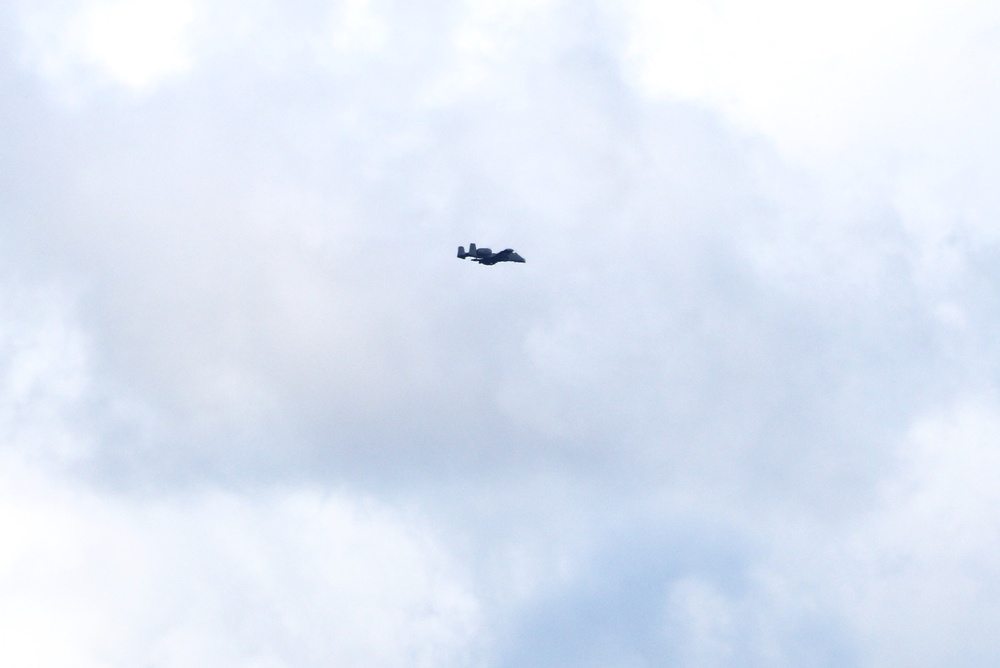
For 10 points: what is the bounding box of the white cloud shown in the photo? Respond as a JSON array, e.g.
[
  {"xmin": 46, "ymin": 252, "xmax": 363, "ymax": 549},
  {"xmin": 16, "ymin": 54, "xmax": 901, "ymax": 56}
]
[
  {"xmin": 0, "ymin": 284, "xmax": 92, "ymax": 467},
  {"xmin": 17, "ymin": 0, "xmax": 197, "ymax": 93},
  {"xmin": 81, "ymin": 0, "xmax": 196, "ymax": 88},
  {"xmin": 665, "ymin": 577, "xmax": 738, "ymax": 667},
  {"xmin": 842, "ymin": 399, "xmax": 1000, "ymax": 664},
  {"xmin": 0, "ymin": 461, "xmax": 482, "ymax": 667},
  {"xmin": 619, "ymin": 0, "xmax": 991, "ymax": 163},
  {"xmin": 744, "ymin": 398, "xmax": 1000, "ymax": 665},
  {"xmin": 325, "ymin": 0, "xmax": 388, "ymax": 55},
  {"xmin": 5, "ymin": 0, "xmax": 1000, "ymax": 664}
]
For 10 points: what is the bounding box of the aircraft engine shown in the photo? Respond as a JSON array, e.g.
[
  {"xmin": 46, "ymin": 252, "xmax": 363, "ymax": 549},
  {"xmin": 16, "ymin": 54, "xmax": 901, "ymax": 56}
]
[{"xmin": 476, "ymin": 247, "xmax": 492, "ymax": 257}]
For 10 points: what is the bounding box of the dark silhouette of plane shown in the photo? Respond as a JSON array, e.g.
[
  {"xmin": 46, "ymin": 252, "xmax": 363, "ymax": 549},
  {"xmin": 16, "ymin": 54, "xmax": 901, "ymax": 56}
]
[{"xmin": 457, "ymin": 243, "xmax": 526, "ymax": 265}]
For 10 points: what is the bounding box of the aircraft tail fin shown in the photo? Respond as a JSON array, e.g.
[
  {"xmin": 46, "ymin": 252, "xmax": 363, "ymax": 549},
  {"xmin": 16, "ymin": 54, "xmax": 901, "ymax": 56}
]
[
  {"xmin": 469, "ymin": 243, "xmax": 477, "ymax": 255},
  {"xmin": 457, "ymin": 245, "xmax": 466, "ymax": 258}
]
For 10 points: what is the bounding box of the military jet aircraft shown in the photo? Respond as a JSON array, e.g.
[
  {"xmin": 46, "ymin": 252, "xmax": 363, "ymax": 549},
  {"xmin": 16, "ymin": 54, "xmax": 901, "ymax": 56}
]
[{"xmin": 457, "ymin": 243, "xmax": 526, "ymax": 265}]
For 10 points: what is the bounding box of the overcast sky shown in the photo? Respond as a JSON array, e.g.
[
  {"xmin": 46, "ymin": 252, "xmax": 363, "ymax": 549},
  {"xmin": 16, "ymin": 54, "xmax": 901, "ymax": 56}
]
[{"xmin": 4, "ymin": 0, "xmax": 1000, "ymax": 665}]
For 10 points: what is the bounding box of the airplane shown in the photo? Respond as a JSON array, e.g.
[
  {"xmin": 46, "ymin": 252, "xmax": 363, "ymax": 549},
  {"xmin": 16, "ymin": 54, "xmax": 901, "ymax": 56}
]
[{"xmin": 457, "ymin": 243, "xmax": 526, "ymax": 265}]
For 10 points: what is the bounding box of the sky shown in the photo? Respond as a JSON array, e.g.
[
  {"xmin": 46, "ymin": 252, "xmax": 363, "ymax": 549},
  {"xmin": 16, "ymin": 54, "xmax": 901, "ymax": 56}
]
[{"xmin": 3, "ymin": 0, "xmax": 1000, "ymax": 665}]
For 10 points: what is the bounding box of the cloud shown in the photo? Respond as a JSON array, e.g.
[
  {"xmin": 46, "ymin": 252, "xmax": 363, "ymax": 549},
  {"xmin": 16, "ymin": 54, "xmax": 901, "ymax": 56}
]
[
  {"xmin": 4, "ymin": 0, "xmax": 1000, "ymax": 664},
  {"xmin": 0, "ymin": 458, "xmax": 482, "ymax": 666},
  {"xmin": 14, "ymin": 0, "xmax": 197, "ymax": 96},
  {"xmin": 743, "ymin": 398, "xmax": 1000, "ymax": 666},
  {"xmin": 619, "ymin": 0, "xmax": 978, "ymax": 158},
  {"xmin": 0, "ymin": 283, "xmax": 92, "ymax": 468}
]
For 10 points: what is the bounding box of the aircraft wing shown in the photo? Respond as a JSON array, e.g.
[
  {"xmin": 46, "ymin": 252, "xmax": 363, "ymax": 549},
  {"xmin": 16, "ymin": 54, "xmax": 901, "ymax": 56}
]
[{"xmin": 496, "ymin": 249, "xmax": 525, "ymax": 263}]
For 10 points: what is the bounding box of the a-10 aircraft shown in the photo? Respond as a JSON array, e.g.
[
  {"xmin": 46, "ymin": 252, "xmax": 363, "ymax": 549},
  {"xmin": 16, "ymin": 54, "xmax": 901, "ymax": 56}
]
[{"xmin": 457, "ymin": 243, "xmax": 526, "ymax": 265}]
